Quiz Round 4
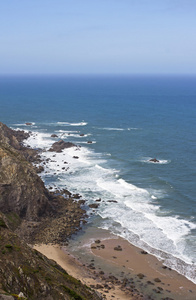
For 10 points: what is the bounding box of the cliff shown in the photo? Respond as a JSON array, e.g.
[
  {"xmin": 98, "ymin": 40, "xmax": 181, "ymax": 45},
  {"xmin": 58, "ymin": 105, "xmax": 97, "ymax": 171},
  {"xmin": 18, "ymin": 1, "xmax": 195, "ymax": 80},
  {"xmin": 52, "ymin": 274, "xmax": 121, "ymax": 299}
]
[
  {"xmin": 0, "ymin": 122, "xmax": 100, "ymax": 300},
  {"xmin": 0, "ymin": 122, "xmax": 52, "ymax": 220}
]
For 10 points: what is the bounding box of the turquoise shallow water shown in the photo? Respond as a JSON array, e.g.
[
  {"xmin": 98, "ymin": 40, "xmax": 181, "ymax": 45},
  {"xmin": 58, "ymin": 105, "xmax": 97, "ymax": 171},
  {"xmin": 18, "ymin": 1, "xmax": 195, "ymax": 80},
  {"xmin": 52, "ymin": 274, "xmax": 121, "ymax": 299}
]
[{"xmin": 0, "ymin": 75, "xmax": 196, "ymax": 282}]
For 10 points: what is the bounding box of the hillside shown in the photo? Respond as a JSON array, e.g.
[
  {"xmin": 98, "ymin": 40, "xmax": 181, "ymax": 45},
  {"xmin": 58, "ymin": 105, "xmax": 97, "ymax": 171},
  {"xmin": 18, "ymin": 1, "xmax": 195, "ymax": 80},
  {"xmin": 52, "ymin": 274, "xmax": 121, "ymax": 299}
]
[{"xmin": 0, "ymin": 122, "xmax": 101, "ymax": 300}]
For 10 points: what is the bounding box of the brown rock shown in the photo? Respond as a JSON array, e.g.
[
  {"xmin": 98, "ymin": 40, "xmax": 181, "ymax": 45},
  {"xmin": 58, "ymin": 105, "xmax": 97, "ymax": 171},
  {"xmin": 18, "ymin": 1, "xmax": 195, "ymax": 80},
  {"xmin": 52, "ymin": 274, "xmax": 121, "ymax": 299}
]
[
  {"xmin": 107, "ymin": 200, "xmax": 118, "ymax": 203},
  {"xmin": 49, "ymin": 140, "xmax": 75, "ymax": 153},
  {"xmin": 154, "ymin": 278, "xmax": 161, "ymax": 282},
  {"xmin": 114, "ymin": 245, "xmax": 122, "ymax": 251},
  {"xmin": 141, "ymin": 250, "xmax": 148, "ymax": 254},
  {"xmin": 95, "ymin": 240, "xmax": 101, "ymax": 244},
  {"xmin": 149, "ymin": 158, "xmax": 159, "ymax": 163},
  {"xmin": 89, "ymin": 204, "xmax": 99, "ymax": 209},
  {"xmin": 51, "ymin": 134, "xmax": 58, "ymax": 138},
  {"xmin": 137, "ymin": 273, "xmax": 145, "ymax": 279}
]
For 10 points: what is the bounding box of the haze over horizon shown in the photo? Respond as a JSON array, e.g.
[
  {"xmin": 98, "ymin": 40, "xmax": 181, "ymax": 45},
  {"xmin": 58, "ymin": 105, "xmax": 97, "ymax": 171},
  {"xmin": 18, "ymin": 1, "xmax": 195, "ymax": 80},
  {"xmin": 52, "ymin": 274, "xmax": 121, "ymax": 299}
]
[{"xmin": 0, "ymin": 0, "xmax": 196, "ymax": 75}]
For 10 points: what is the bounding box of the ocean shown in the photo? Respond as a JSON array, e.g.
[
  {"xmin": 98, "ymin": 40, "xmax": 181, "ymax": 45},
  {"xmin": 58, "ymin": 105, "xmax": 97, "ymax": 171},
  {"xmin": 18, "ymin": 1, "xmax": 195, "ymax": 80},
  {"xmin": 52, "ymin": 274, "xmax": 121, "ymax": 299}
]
[{"xmin": 0, "ymin": 74, "xmax": 196, "ymax": 283}]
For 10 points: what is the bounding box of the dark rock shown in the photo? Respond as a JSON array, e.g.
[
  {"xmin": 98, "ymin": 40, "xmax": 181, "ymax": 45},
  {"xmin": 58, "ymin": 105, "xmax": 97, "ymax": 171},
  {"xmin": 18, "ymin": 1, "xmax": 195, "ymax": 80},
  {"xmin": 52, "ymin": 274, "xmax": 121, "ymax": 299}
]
[
  {"xmin": 60, "ymin": 189, "xmax": 72, "ymax": 197},
  {"xmin": 154, "ymin": 278, "xmax": 161, "ymax": 282},
  {"xmin": 25, "ymin": 122, "xmax": 32, "ymax": 126},
  {"xmin": 149, "ymin": 158, "xmax": 159, "ymax": 163},
  {"xmin": 73, "ymin": 193, "xmax": 82, "ymax": 199},
  {"xmin": 137, "ymin": 273, "xmax": 145, "ymax": 279},
  {"xmin": 87, "ymin": 141, "xmax": 92, "ymax": 144},
  {"xmin": 99, "ymin": 271, "xmax": 105, "ymax": 275},
  {"xmin": 147, "ymin": 281, "xmax": 154, "ymax": 285},
  {"xmin": 114, "ymin": 245, "xmax": 122, "ymax": 251},
  {"xmin": 78, "ymin": 200, "xmax": 86, "ymax": 205},
  {"xmin": 107, "ymin": 200, "xmax": 118, "ymax": 203},
  {"xmin": 51, "ymin": 134, "xmax": 58, "ymax": 138},
  {"xmin": 95, "ymin": 240, "xmax": 101, "ymax": 244},
  {"xmin": 80, "ymin": 134, "xmax": 85, "ymax": 136},
  {"xmin": 73, "ymin": 156, "xmax": 79, "ymax": 159},
  {"xmin": 97, "ymin": 284, "xmax": 104, "ymax": 289},
  {"xmin": 49, "ymin": 140, "xmax": 75, "ymax": 153},
  {"xmin": 141, "ymin": 250, "xmax": 148, "ymax": 255},
  {"xmin": 89, "ymin": 204, "xmax": 99, "ymax": 209},
  {"xmin": 36, "ymin": 165, "xmax": 44, "ymax": 173},
  {"xmin": 162, "ymin": 266, "xmax": 168, "ymax": 269},
  {"xmin": 95, "ymin": 198, "xmax": 101, "ymax": 202}
]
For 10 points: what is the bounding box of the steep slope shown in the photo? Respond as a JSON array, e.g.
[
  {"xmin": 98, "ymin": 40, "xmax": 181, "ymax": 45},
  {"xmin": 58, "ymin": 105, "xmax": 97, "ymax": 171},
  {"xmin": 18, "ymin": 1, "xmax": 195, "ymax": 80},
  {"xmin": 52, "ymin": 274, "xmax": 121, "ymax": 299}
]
[
  {"xmin": 0, "ymin": 122, "xmax": 101, "ymax": 299},
  {"xmin": 0, "ymin": 122, "xmax": 52, "ymax": 220},
  {"xmin": 0, "ymin": 212, "xmax": 100, "ymax": 300}
]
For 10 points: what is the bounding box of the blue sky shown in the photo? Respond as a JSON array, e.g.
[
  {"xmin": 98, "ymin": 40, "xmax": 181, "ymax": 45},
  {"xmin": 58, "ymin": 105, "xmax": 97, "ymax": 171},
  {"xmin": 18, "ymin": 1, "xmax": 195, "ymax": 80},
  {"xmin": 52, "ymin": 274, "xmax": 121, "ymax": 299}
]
[{"xmin": 0, "ymin": 0, "xmax": 196, "ymax": 74}]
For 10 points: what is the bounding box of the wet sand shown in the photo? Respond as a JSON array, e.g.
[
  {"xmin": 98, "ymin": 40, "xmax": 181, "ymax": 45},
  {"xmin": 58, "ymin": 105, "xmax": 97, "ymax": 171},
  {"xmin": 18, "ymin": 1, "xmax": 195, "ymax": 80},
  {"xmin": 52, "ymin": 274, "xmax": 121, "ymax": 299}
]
[
  {"xmin": 34, "ymin": 243, "xmax": 130, "ymax": 299},
  {"xmin": 34, "ymin": 228, "xmax": 196, "ymax": 300}
]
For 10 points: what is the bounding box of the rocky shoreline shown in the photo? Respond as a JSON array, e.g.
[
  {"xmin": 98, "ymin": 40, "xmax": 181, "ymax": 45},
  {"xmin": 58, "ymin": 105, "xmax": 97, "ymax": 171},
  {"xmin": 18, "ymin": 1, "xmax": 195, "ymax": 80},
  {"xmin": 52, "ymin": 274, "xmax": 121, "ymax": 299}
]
[
  {"xmin": 1, "ymin": 122, "xmax": 196, "ymax": 300},
  {"xmin": 0, "ymin": 122, "xmax": 88, "ymax": 245},
  {"xmin": 0, "ymin": 122, "xmax": 101, "ymax": 299}
]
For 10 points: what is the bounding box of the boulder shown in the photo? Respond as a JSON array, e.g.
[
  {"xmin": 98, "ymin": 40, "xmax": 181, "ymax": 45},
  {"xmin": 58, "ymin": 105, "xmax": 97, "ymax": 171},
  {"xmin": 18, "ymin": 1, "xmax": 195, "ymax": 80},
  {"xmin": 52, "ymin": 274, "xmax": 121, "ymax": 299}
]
[
  {"xmin": 49, "ymin": 140, "xmax": 75, "ymax": 153},
  {"xmin": 35, "ymin": 166, "xmax": 44, "ymax": 173},
  {"xmin": 89, "ymin": 204, "xmax": 99, "ymax": 209},
  {"xmin": 107, "ymin": 200, "xmax": 118, "ymax": 203},
  {"xmin": 114, "ymin": 245, "xmax": 122, "ymax": 251},
  {"xmin": 51, "ymin": 134, "xmax": 58, "ymax": 138},
  {"xmin": 149, "ymin": 158, "xmax": 159, "ymax": 163}
]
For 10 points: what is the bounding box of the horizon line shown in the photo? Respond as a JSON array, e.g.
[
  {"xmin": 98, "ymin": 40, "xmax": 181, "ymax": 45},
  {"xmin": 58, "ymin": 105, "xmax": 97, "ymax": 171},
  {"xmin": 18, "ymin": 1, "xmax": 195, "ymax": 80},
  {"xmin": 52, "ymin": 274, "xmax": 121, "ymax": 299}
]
[{"xmin": 0, "ymin": 72, "xmax": 196, "ymax": 77}]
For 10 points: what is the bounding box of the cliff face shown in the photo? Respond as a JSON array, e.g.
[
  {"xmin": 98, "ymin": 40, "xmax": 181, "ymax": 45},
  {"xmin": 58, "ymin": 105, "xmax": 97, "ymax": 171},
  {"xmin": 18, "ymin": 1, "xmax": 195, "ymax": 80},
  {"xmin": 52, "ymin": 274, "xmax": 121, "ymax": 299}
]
[
  {"xmin": 0, "ymin": 122, "xmax": 52, "ymax": 221},
  {"xmin": 0, "ymin": 122, "xmax": 99, "ymax": 299}
]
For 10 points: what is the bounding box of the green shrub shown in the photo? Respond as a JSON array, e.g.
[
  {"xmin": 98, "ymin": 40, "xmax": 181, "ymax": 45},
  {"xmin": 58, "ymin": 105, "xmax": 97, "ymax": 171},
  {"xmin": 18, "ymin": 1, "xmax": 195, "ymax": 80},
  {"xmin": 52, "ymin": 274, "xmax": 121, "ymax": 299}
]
[
  {"xmin": 0, "ymin": 219, "xmax": 7, "ymax": 228},
  {"xmin": 61, "ymin": 285, "xmax": 84, "ymax": 300},
  {"xmin": 5, "ymin": 244, "xmax": 13, "ymax": 249}
]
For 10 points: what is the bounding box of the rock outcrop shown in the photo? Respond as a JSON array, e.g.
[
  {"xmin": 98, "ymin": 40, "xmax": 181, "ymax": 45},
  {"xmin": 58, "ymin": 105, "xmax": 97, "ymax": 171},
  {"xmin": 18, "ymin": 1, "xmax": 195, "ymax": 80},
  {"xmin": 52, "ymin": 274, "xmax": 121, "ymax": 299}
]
[
  {"xmin": 0, "ymin": 122, "xmax": 86, "ymax": 244},
  {"xmin": 0, "ymin": 123, "xmax": 52, "ymax": 221},
  {"xmin": 0, "ymin": 122, "xmax": 101, "ymax": 299},
  {"xmin": 149, "ymin": 158, "xmax": 159, "ymax": 163},
  {"xmin": 49, "ymin": 140, "xmax": 76, "ymax": 153}
]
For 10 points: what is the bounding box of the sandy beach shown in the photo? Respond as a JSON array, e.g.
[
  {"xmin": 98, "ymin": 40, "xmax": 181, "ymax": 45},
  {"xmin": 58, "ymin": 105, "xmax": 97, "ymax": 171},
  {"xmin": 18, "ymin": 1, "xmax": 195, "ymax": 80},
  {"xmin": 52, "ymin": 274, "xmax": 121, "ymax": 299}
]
[{"xmin": 34, "ymin": 228, "xmax": 196, "ymax": 300}]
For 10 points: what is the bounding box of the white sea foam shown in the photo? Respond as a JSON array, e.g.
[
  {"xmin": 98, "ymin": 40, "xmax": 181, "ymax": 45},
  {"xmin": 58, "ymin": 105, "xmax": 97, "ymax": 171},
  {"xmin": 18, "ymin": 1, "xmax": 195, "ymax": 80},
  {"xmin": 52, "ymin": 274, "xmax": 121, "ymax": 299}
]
[
  {"xmin": 98, "ymin": 127, "xmax": 139, "ymax": 131},
  {"xmin": 101, "ymin": 127, "xmax": 124, "ymax": 131},
  {"xmin": 127, "ymin": 127, "xmax": 140, "ymax": 130},
  {"xmin": 22, "ymin": 126, "xmax": 196, "ymax": 284},
  {"xmin": 13, "ymin": 122, "xmax": 36, "ymax": 126},
  {"xmin": 141, "ymin": 157, "xmax": 170, "ymax": 164},
  {"xmin": 23, "ymin": 131, "xmax": 52, "ymax": 149},
  {"xmin": 57, "ymin": 121, "xmax": 88, "ymax": 126}
]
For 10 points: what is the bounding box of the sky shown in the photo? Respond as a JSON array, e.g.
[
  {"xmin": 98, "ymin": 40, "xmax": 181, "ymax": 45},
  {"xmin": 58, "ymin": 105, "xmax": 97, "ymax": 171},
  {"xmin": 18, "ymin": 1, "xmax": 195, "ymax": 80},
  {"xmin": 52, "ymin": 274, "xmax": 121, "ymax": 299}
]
[{"xmin": 0, "ymin": 0, "xmax": 196, "ymax": 75}]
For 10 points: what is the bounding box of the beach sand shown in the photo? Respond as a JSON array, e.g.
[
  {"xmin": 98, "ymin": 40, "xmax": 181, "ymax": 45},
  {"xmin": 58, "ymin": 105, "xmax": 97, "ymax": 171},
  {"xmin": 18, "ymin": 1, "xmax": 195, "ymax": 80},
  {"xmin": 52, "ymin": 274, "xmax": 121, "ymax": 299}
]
[
  {"xmin": 34, "ymin": 228, "xmax": 196, "ymax": 300},
  {"xmin": 34, "ymin": 243, "xmax": 130, "ymax": 300}
]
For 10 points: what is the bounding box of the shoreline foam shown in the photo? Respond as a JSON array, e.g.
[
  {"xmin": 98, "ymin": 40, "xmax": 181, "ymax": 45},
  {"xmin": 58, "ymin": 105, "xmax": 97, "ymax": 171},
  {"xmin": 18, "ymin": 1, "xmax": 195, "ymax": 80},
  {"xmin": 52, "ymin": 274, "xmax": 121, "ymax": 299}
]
[
  {"xmin": 18, "ymin": 125, "xmax": 196, "ymax": 285},
  {"xmin": 34, "ymin": 227, "xmax": 196, "ymax": 300}
]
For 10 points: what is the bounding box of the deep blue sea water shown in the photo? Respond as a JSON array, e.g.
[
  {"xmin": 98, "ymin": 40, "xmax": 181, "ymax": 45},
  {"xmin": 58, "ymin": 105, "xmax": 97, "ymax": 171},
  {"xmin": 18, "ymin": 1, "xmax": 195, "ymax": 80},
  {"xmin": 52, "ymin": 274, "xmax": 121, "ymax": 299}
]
[{"xmin": 0, "ymin": 75, "xmax": 196, "ymax": 283}]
